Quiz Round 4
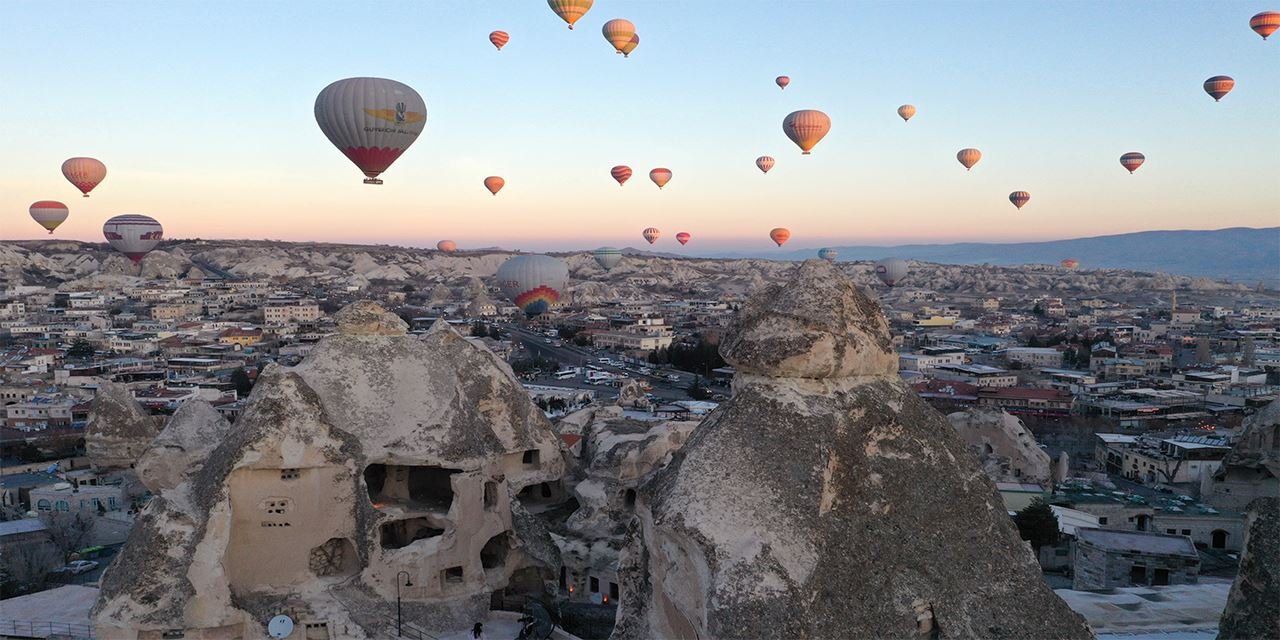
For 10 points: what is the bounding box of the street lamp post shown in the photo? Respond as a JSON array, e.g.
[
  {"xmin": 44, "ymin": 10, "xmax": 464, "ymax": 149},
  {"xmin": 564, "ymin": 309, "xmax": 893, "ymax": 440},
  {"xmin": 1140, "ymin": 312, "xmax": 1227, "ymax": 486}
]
[{"xmin": 396, "ymin": 570, "xmax": 413, "ymax": 637}]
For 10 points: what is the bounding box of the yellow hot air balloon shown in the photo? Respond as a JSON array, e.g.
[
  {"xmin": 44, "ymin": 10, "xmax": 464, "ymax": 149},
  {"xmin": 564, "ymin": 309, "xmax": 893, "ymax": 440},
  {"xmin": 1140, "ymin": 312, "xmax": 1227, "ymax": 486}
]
[
  {"xmin": 957, "ymin": 148, "xmax": 982, "ymax": 171},
  {"xmin": 548, "ymin": 0, "xmax": 593, "ymax": 29},
  {"xmin": 782, "ymin": 110, "xmax": 831, "ymax": 155},
  {"xmin": 897, "ymin": 104, "xmax": 916, "ymax": 122},
  {"xmin": 30, "ymin": 201, "xmax": 69, "ymax": 234},
  {"xmin": 602, "ymin": 19, "xmax": 636, "ymax": 55}
]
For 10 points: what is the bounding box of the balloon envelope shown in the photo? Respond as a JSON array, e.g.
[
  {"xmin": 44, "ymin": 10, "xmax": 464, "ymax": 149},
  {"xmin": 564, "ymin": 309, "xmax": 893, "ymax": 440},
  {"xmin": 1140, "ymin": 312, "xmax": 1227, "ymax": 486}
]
[
  {"xmin": 818, "ymin": 248, "xmax": 838, "ymax": 262},
  {"xmin": 602, "ymin": 19, "xmax": 636, "ymax": 54},
  {"xmin": 437, "ymin": 240, "xmax": 457, "ymax": 253},
  {"xmin": 956, "ymin": 148, "xmax": 982, "ymax": 171},
  {"xmin": 490, "ymin": 31, "xmax": 510, "ymax": 50},
  {"xmin": 484, "ymin": 176, "xmax": 505, "ymax": 195},
  {"xmin": 314, "ymin": 77, "xmax": 427, "ymax": 184},
  {"xmin": 61, "ymin": 157, "xmax": 106, "ymax": 197},
  {"xmin": 103, "ymin": 214, "xmax": 163, "ymax": 264},
  {"xmin": 875, "ymin": 258, "xmax": 908, "ymax": 286},
  {"xmin": 1203, "ymin": 76, "xmax": 1234, "ymax": 101},
  {"xmin": 1250, "ymin": 11, "xmax": 1280, "ymax": 39},
  {"xmin": 897, "ymin": 105, "xmax": 916, "ymax": 122},
  {"xmin": 676, "ymin": 232, "xmax": 691, "ymax": 245},
  {"xmin": 642, "ymin": 227, "xmax": 661, "ymax": 244},
  {"xmin": 611, "ymin": 165, "xmax": 632, "ymax": 186},
  {"xmin": 755, "ymin": 156, "xmax": 775, "ymax": 173},
  {"xmin": 1120, "ymin": 152, "xmax": 1146, "ymax": 174},
  {"xmin": 649, "ymin": 168, "xmax": 672, "ymax": 189},
  {"xmin": 30, "ymin": 201, "xmax": 69, "ymax": 234},
  {"xmin": 1061, "ymin": 258, "xmax": 1080, "ymax": 269},
  {"xmin": 1009, "ymin": 191, "xmax": 1031, "ymax": 210},
  {"xmin": 547, "ymin": 0, "xmax": 593, "ymax": 29},
  {"xmin": 621, "ymin": 34, "xmax": 640, "ymax": 56},
  {"xmin": 782, "ymin": 110, "xmax": 831, "ymax": 155},
  {"xmin": 775, "ymin": 76, "xmax": 790, "ymax": 90},
  {"xmin": 769, "ymin": 228, "xmax": 790, "ymax": 246},
  {"xmin": 496, "ymin": 255, "xmax": 569, "ymax": 317},
  {"xmin": 593, "ymin": 247, "xmax": 622, "ymax": 271}
]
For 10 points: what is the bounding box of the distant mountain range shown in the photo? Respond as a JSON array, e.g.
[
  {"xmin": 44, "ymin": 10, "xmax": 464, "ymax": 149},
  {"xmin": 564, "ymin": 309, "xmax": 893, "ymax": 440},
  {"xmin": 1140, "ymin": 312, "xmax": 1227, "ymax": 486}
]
[{"xmin": 708, "ymin": 227, "xmax": 1279, "ymax": 285}]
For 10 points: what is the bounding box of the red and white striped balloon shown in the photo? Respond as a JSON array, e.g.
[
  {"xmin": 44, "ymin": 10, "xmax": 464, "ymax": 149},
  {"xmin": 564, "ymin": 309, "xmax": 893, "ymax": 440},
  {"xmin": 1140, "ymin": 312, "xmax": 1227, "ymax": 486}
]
[
  {"xmin": 649, "ymin": 168, "xmax": 672, "ymax": 189},
  {"xmin": 489, "ymin": 31, "xmax": 510, "ymax": 50},
  {"xmin": 103, "ymin": 214, "xmax": 163, "ymax": 263},
  {"xmin": 611, "ymin": 165, "xmax": 632, "ymax": 186},
  {"xmin": 642, "ymin": 227, "xmax": 661, "ymax": 244},
  {"xmin": 755, "ymin": 156, "xmax": 775, "ymax": 174},
  {"xmin": 30, "ymin": 201, "xmax": 69, "ymax": 234}
]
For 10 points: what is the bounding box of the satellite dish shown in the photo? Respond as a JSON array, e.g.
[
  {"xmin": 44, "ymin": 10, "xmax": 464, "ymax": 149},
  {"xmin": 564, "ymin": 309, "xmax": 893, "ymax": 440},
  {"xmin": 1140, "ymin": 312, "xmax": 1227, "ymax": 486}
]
[{"xmin": 267, "ymin": 615, "xmax": 294, "ymax": 638}]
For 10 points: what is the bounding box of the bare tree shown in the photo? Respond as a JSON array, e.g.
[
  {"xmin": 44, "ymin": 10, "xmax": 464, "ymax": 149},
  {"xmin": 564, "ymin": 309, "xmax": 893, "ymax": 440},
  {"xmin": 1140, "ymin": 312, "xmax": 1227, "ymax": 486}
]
[
  {"xmin": 40, "ymin": 511, "xmax": 97, "ymax": 563},
  {"xmin": 2, "ymin": 543, "xmax": 60, "ymax": 593}
]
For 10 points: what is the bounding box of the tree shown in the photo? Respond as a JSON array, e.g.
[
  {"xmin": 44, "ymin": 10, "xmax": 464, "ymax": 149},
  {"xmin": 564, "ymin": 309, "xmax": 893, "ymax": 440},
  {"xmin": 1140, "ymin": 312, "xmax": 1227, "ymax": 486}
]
[
  {"xmin": 66, "ymin": 339, "xmax": 95, "ymax": 360},
  {"xmin": 231, "ymin": 368, "xmax": 254, "ymax": 397},
  {"xmin": 1014, "ymin": 498, "xmax": 1060, "ymax": 554},
  {"xmin": 1, "ymin": 543, "xmax": 60, "ymax": 597},
  {"xmin": 686, "ymin": 376, "xmax": 713, "ymax": 401},
  {"xmin": 41, "ymin": 511, "xmax": 97, "ymax": 564},
  {"xmin": 471, "ymin": 322, "xmax": 489, "ymax": 338},
  {"xmin": 488, "ymin": 325, "xmax": 502, "ymax": 340},
  {"xmin": 1032, "ymin": 303, "xmax": 1045, "ymax": 317}
]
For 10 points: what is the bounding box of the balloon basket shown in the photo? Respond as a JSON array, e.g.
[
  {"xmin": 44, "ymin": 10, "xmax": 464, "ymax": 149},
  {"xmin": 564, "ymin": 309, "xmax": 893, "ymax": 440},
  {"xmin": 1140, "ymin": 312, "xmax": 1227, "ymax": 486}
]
[{"xmin": 363, "ymin": 178, "xmax": 384, "ymax": 185}]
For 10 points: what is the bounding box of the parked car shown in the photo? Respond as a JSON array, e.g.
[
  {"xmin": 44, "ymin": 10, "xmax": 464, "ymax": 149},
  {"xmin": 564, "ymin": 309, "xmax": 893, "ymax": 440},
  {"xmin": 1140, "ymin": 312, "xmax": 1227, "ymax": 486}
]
[{"xmin": 54, "ymin": 560, "xmax": 99, "ymax": 575}]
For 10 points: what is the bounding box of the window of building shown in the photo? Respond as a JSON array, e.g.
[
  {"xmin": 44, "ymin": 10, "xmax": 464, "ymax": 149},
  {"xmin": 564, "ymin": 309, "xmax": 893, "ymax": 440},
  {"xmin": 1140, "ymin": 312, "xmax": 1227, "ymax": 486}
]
[
  {"xmin": 36, "ymin": 499, "xmax": 51, "ymax": 512},
  {"xmin": 610, "ymin": 582, "xmax": 620, "ymax": 601},
  {"xmin": 443, "ymin": 566, "xmax": 464, "ymax": 584},
  {"xmin": 1129, "ymin": 565, "xmax": 1147, "ymax": 585},
  {"xmin": 1181, "ymin": 529, "xmax": 1191, "ymax": 536},
  {"xmin": 559, "ymin": 566, "xmax": 567, "ymax": 590},
  {"xmin": 590, "ymin": 577, "xmax": 599, "ymax": 593},
  {"xmin": 280, "ymin": 468, "xmax": 300, "ymax": 481},
  {"xmin": 1098, "ymin": 517, "xmax": 1108, "ymax": 525},
  {"xmin": 55, "ymin": 500, "xmax": 69, "ymax": 512},
  {"xmin": 522, "ymin": 449, "xmax": 540, "ymax": 465},
  {"xmin": 1152, "ymin": 568, "xmax": 1170, "ymax": 586},
  {"xmin": 1167, "ymin": 529, "xmax": 1177, "ymax": 534},
  {"xmin": 108, "ymin": 497, "xmax": 117, "ymax": 509},
  {"xmin": 484, "ymin": 481, "xmax": 499, "ymax": 510}
]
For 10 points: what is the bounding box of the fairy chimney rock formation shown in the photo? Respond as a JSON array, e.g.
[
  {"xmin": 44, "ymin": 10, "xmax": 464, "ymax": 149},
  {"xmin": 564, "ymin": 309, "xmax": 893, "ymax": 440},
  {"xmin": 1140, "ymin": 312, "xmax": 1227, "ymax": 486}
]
[
  {"xmin": 612, "ymin": 259, "xmax": 1092, "ymax": 640},
  {"xmin": 1217, "ymin": 497, "xmax": 1279, "ymax": 640},
  {"xmin": 85, "ymin": 382, "xmax": 160, "ymax": 471},
  {"xmin": 94, "ymin": 302, "xmax": 566, "ymax": 639},
  {"xmin": 136, "ymin": 399, "xmax": 232, "ymax": 493}
]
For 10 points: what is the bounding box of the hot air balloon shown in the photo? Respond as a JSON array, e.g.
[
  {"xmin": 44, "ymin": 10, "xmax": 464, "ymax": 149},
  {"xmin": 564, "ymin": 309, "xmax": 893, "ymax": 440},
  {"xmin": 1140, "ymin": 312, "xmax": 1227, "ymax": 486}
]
[
  {"xmin": 490, "ymin": 31, "xmax": 510, "ymax": 50},
  {"xmin": 1203, "ymin": 76, "xmax": 1235, "ymax": 101},
  {"xmin": 1061, "ymin": 258, "xmax": 1079, "ymax": 270},
  {"xmin": 29, "ymin": 201, "xmax": 69, "ymax": 234},
  {"xmin": 1250, "ymin": 11, "xmax": 1280, "ymax": 39},
  {"xmin": 649, "ymin": 168, "xmax": 672, "ymax": 189},
  {"xmin": 496, "ymin": 255, "xmax": 569, "ymax": 317},
  {"xmin": 437, "ymin": 240, "xmax": 457, "ymax": 253},
  {"xmin": 621, "ymin": 34, "xmax": 639, "ymax": 57},
  {"xmin": 484, "ymin": 176, "xmax": 505, "ymax": 195},
  {"xmin": 642, "ymin": 228, "xmax": 661, "ymax": 244},
  {"xmin": 897, "ymin": 105, "xmax": 916, "ymax": 122},
  {"xmin": 769, "ymin": 228, "xmax": 790, "ymax": 246},
  {"xmin": 593, "ymin": 247, "xmax": 622, "ymax": 271},
  {"xmin": 782, "ymin": 110, "xmax": 831, "ymax": 155},
  {"xmin": 1009, "ymin": 191, "xmax": 1031, "ymax": 210},
  {"xmin": 314, "ymin": 77, "xmax": 427, "ymax": 184},
  {"xmin": 103, "ymin": 214, "xmax": 163, "ymax": 264},
  {"xmin": 957, "ymin": 148, "xmax": 982, "ymax": 171},
  {"xmin": 1120, "ymin": 152, "xmax": 1146, "ymax": 174},
  {"xmin": 602, "ymin": 19, "xmax": 636, "ymax": 55},
  {"xmin": 676, "ymin": 232, "xmax": 691, "ymax": 245},
  {"xmin": 610, "ymin": 165, "xmax": 632, "ymax": 186},
  {"xmin": 548, "ymin": 0, "xmax": 593, "ymax": 29},
  {"xmin": 776, "ymin": 76, "xmax": 790, "ymax": 90},
  {"xmin": 875, "ymin": 258, "xmax": 908, "ymax": 287},
  {"xmin": 61, "ymin": 157, "xmax": 106, "ymax": 197},
  {"xmin": 818, "ymin": 248, "xmax": 838, "ymax": 262},
  {"xmin": 755, "ymin": 156, "xmax": 775, "ymax": 174}
]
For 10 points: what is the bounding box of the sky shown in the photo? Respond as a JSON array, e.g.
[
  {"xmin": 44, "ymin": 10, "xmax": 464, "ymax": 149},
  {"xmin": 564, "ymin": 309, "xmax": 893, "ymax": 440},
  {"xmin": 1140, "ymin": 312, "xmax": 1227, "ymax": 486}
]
[{"xmin": 1, "ymin": 1, "xmax": 1277, "ymax": 253}]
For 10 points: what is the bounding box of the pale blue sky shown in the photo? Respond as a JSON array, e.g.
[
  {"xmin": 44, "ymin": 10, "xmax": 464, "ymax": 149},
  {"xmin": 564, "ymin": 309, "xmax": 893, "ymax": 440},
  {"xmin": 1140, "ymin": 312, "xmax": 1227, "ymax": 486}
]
[{"xmin": 1, "ymin": 1, "xmax": 1276, "ymax": 252}]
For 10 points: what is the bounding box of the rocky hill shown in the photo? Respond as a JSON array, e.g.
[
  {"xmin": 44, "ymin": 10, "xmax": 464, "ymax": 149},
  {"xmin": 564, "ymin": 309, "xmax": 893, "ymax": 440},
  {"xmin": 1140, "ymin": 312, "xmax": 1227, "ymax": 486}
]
[{"xmin": 0, "ymin": 239, "xmax": 1265, "ymax": 305}]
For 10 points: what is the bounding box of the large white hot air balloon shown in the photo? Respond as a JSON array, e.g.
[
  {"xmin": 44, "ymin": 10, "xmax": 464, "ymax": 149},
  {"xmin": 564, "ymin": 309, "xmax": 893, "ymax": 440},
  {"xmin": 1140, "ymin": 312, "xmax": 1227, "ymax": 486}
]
[
  {"xmin": 314, "ymin": 77, "xmax": 427, "ymax": 184},
  {"xmin": 593, "ymin": 247, "xmax": 622, "ymax": 271},
  {"xmin": 874, "ymin": 258, "xmax": 908, "ymax": 287},
  {"xmin": 103, "ymin": 214, "xmax": 163, "ymax": 263},
  {"xmin": 496, "ymin": 255, "xmax": 570, "ymax": 317}
]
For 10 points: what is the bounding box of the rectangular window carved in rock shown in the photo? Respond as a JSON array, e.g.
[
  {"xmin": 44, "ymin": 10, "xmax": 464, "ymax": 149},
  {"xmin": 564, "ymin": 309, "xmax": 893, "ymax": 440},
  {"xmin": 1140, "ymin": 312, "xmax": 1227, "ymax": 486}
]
[
  {"xmin": 522, "ymin": 449, "xmax": 539, "ymax": 465},
  {"xmin": 281, "ymin": 468, "xmax": 301, "ymax": 481},
  {"xmin": 443, "ymin": 566, "xmax": 464, "ymax": 584}
]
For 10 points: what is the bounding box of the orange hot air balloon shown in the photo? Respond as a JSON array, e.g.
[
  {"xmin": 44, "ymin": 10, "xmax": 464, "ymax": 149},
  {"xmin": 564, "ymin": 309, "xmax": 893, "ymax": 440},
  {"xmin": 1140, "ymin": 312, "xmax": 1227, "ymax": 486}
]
[
  {"xmin": 602, "ymin": 19, "xmax": 636, "ymax": 55},
  {"xmin": 490, "ymin": 31, "xmax": 510, "ymax": 50},
  {"xmin": 61, "ymin": 157, "xmax": 107, "ymax": 197},
  {"xmin": 642, "ymin": 227, "xmax": 661, "ymax": 244},
  {"xmin": 621, "ymin": 34, "xmax": 639, "ymax": 57},
  {"xmin": 437, "ymin": 240, "xmax": 457, "ymax": 253},
  {"xmin": 1250, "ymin": 11, "xmax": 1280, "ymax": 39},
  {"xmin": 769, "ymin": 228, "xmax": 790, "ymax": 246},
  {"xmin": 897, "ymin": 104, "xmax": 916, "ymax": 122},
  {"xmin": 782, "ymin": 110, "xmax": 831, "ymax": 155},
  {"xmin": 957, "ymin": 148, "xmax": 982, "ymax": 171},
  {"xmin": 1009, "ymin": 191, "xmax": 1030, "ymax": 210},
  {"xmin": 1203, "ymin": 76, "xmax": 1235, "ymax": 101},
  {"xmin": 1061, "ymin": 258, "xmax": 1079, "ymax": 270},
  {"xmin": 484, "ymin": 176, "xmax": 505, "ymax": 195},
  {"xmin": 611, "ymin": 165, "xmax": 632, "ymax": 186},
  {"xmin": 548, "ymin": 0, "xmax": 593, "ymax": 29},
  {"xmin": 676, "ymin": 232, "xmax": 691, "ymax": 245},
  {"xmin": 1120, "ymin": 152, "xmax": 1146, "ymax": 174},
  {"xmin": 776, "ymin": 76, "xmax": 790, "ymax": 90},
  {"xmin": 755, "ymin": 156, "xmax": 775, "ymax": 174},
  {"xmin": 649, "ymin": 168, "xmax": 672, "ymax": 189}
]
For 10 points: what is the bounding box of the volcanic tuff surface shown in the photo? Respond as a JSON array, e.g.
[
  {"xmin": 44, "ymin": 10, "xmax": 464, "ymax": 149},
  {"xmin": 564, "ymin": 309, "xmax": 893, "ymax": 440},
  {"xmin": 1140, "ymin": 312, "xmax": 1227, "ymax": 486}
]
[
  {"xmin": 612, "ymin": 260, "xmax": 1093, "ymax": 640},
  {"xmin": 85, "ymin": 381, "xmax": 162, "ymax": 472},
  {"xmin": 1217, "ymin": 497, "xmax": 1279, "ymax": 640}
]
